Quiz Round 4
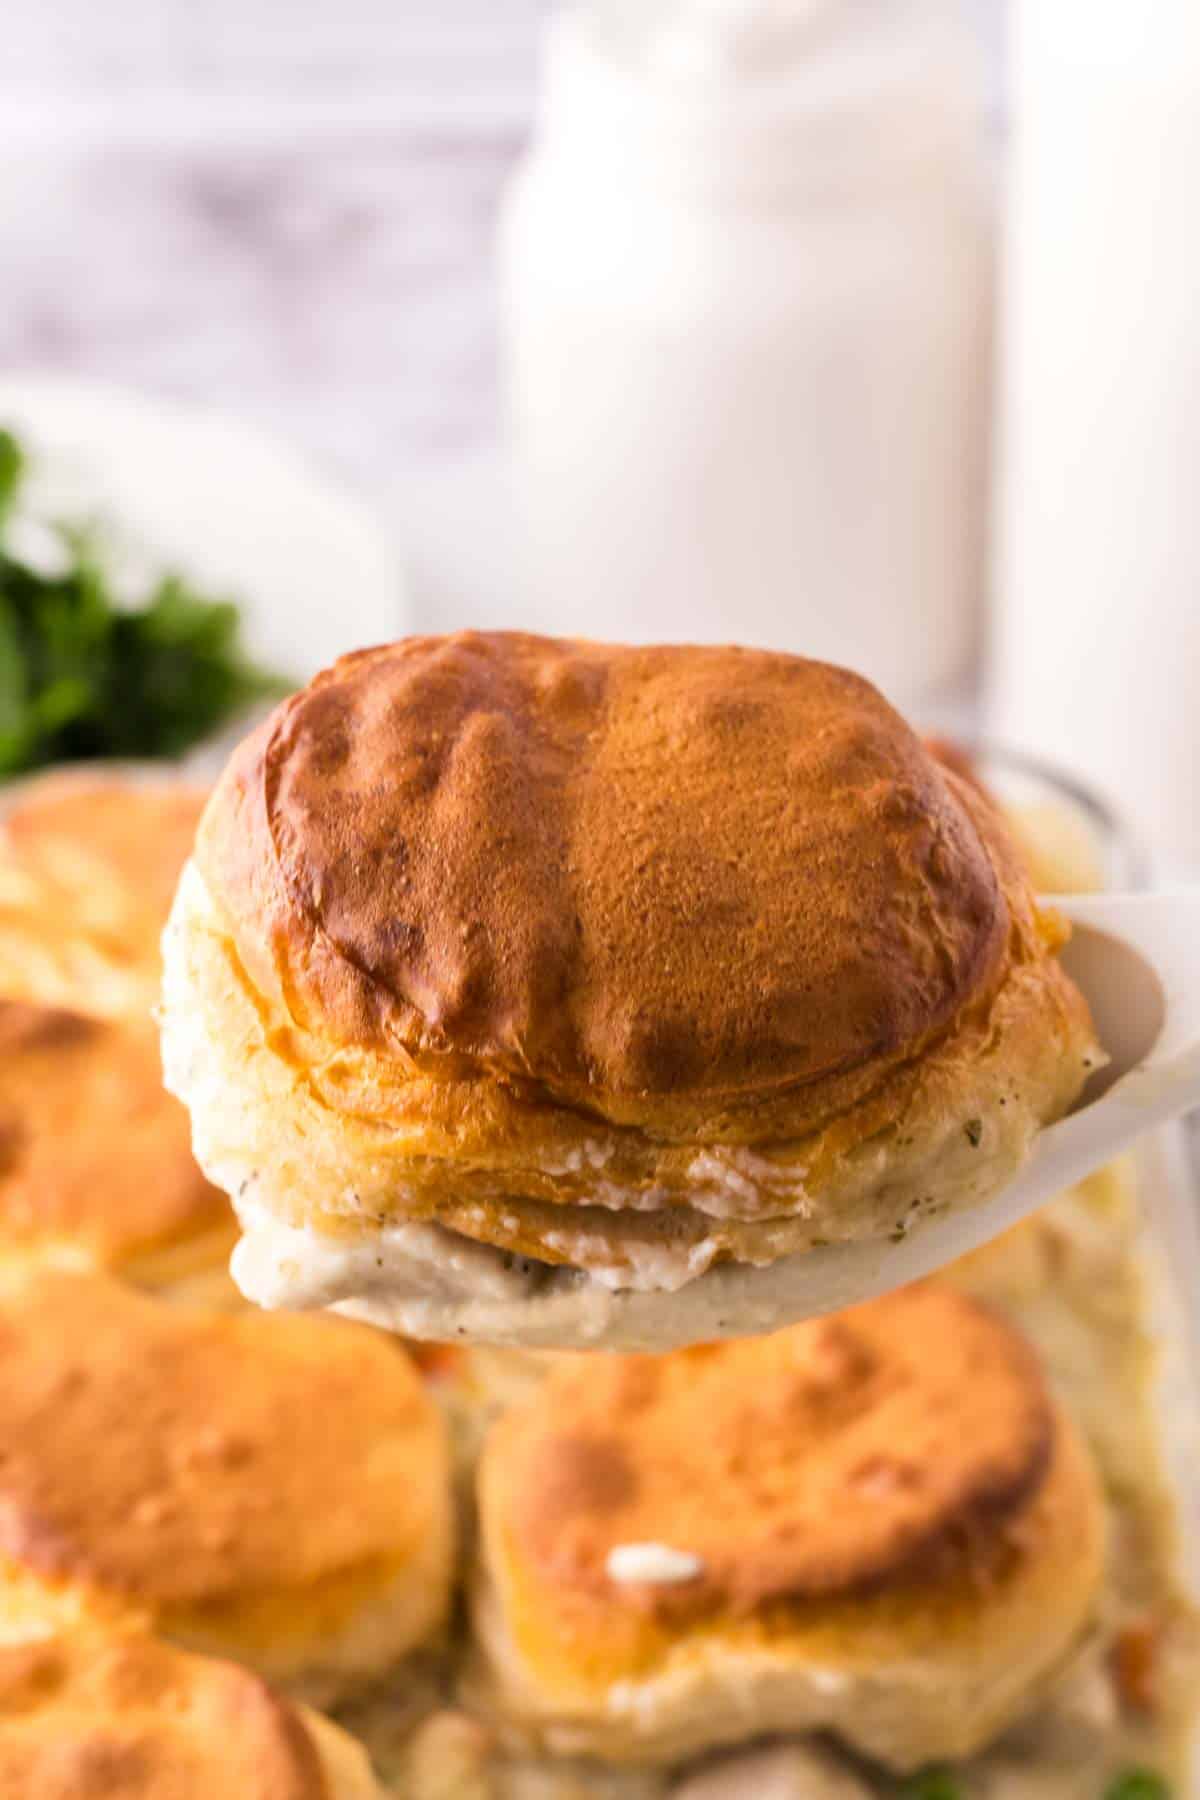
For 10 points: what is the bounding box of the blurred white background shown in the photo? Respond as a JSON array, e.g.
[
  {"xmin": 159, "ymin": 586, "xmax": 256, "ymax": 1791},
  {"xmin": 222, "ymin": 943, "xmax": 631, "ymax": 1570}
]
[{"xmin": 0, "ymin": 0, "xmax": 1003, "ymax": 493}]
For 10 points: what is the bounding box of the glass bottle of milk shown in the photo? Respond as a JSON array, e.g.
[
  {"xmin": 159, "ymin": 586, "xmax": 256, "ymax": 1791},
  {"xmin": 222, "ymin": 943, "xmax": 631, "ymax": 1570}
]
[
  {"xmin": 498, "ymin": 0, "xmax": 993, "ymax": 706},
  {"xmin": 991, "ymin": 1, "xmax": 1200, "ymax": 872}
]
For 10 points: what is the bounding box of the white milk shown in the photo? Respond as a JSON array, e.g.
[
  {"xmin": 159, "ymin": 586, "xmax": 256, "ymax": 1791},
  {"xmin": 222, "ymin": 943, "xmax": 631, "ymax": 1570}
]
[
  {"xmin": 991, "ymin": 3, "xmax": 1200, "ymax": 872},
  {"xmin": 499, "ymin": 0, "xmax": 993, "ymax": 705}
]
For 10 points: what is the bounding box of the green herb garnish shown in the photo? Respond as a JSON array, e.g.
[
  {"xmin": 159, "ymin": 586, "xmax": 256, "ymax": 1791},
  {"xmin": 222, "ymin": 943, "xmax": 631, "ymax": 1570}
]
[
  {"xmin": 0, "ymin": 426, "xmax": 289, "ymax": 776},
  {"xmin": 1103, "ymin": 1771, "xmax": 1170, "ymax": 1800},
  {"xmin": 964, "ymin": 1118, "xmax": 983, "ymax": 1147},
  {"xmin": 898, "ymin": 1771, "xmax": 963, "ymax": 1800}
]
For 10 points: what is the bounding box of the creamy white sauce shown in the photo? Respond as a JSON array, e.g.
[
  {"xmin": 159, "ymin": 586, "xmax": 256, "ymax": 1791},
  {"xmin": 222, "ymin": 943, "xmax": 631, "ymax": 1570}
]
[
  {"xmin": 230, "ymin": 1199, "xmax": 542, "ymax": 1313},
  {"xmin": 227, "ymin": 1193, "xmax": 897, "ymax": 1350},
  {"xmin": 606, "ymin": 1544, "xmax": 704, "ymax": 1586},
  {"xmin": 672, "ymin": 1742, "xmax": 871, "ymax": 1800},
  {"xmin": 226, "ymin": 1184, "xmax": 1018, "ymax": 1351}
]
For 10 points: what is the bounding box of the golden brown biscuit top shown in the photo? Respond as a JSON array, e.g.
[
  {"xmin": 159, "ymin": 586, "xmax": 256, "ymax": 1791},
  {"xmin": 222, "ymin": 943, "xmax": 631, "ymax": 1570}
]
[
  {"xmin": 0, "ymin": 1636, "xmax": 329, "ymax": 1798},
  {"xmin": 487, "ymin": 1285, "xmax": 1053, "ymax": 1624},
  {"xmin": 3, "ymin": 775, "xmax": 209, "ymax": 932},
  {"xmin": 199, "ymin": 633, "xmax": 1011, "ymax": 1113},
  {"xmin": 0, "ymin": 1269, "xmax": 445, "ymax": 1604},
  {"xmin": 0, "ymin": 1000, "xmax": 230, "ymax": 1264}
]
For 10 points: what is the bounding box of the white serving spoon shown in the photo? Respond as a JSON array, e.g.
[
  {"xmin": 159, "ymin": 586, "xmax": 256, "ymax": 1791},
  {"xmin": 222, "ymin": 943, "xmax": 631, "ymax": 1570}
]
[{"xmin": 765, "ymin": 887, "xmax": 1200, "ymax": 1320}]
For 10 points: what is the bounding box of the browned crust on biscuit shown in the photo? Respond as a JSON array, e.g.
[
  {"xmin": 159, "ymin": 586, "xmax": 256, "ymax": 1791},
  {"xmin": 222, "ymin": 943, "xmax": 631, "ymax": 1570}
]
[
  {"xmin": 0, "ymin": 1269, "xmax": 445, "ymax": 1605},
  {"xmin": 197, "ymin": 634, "xmax": 1013, "ymax": 1121},
  {"xmin": 0, "ymin": 999, "xmax": 231, "ymax": 1265},
  {"xmin": 0, "ymin": 1635, "xmax": 329, "ymax": 1798},
  {"xmin": 483, "ymin": 1284, "xmax": 1054, "ymax": 1625}
]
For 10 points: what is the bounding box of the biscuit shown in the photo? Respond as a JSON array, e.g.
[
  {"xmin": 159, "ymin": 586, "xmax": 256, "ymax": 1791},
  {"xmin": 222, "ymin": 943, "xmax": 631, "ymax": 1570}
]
[
  {"xmin": 0, "ymin": 1268, "xmax": 454, "ymax": 1705},
  {"xmin": 161, "ymin": 634, "xmax": 1098, "ymax": 1346},
  {"xmin": 471, "ymin": 1283, "xmax": 1105, "ymax": 1770},
  {"xmin": 0, "ymin": 1633, "xmax": 383, "ymax": 1798},
  {"xmin": 0, "ymin": 773, "xmax": 208, "ymax": 1021},
  {"xmin": 0, "ymin": 999, "xmax": 236, "ymax": 1304}
]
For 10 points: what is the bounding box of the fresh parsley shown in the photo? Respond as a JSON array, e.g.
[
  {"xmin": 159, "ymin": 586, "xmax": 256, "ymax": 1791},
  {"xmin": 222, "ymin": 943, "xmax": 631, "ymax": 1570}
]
[
  {"xmin": 1103, "ymin": 1771, "xmax": 1170, "ymax": 1800},
  {"xmin": 0, "ymin": 426, "xmax": 289, "ymax": 776},
  {"xmin": 897, "ymin": 1772, "xmax": 963, "ymax": 1800}
]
